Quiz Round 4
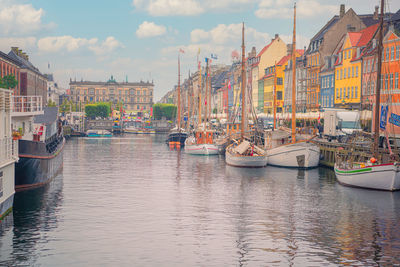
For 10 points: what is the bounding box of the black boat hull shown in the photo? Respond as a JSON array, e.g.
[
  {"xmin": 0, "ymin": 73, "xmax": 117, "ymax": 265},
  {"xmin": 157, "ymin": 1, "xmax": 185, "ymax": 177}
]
[
  {"xmin": 15, "ymin": 138, "xmax": 64, "ymax": 191},
  {"xmin": 166, "ymin": 132, "xmax": 188, "ymax": 146}
]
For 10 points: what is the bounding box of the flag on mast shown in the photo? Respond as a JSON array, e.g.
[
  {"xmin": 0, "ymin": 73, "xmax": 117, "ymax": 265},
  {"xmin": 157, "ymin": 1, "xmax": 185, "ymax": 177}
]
[{"xmin": 179, "ymin": 48, "xmax": 185, "ymax": 53}]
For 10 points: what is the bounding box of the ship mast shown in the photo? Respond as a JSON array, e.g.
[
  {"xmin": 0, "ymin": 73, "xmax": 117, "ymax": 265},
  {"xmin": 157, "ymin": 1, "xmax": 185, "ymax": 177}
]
[
  {"xmin": 273, "ymin": 61, "xmax": 277, "ymax": 130},
  {"xmin": 187, "ymin": 71, "xmax": 191, "ymax": 131},
  {"xmin": 241, "ymin": 22, "xmax": 246, "ymax": 141},
  {"xmin": 198, "ymin": 57, "xmax": 202, "ymax": 127},
  {"xmin": 177, "ymin": 54, "xmax": 181, "ymax": 130},
  {"xmin": 205, "ymin": 58, "xmax": 209, "ymax": 129},
  {"xmin": 374, "ymin": 0, "xmax": 384, "ymax": 158},
  {"xmin": 291, "ymin": 3, "xmax": 297, "ymax": 143}
]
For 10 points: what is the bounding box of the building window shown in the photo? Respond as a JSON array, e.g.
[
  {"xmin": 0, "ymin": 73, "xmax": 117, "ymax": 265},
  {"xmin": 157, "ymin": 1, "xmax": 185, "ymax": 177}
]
[
  {"xmin": 391, "ymin": 46, "xmax": 394, "ymax": 61},
  {"xmin": 348, "ymin": 68, "xmax": 351, "ymax": 79},
  {"xmin": 277, "ymin": 77, "xmax": 283, "ymax": 85},
  {"xmin": 386, "ymin": 47, "xmax": 389, "ymax": 61},
  {"xmin": 130, "ymin": 89, "xmax": 135, "ymax": 95},
  {"xmin": 277, "ymin": 91, "xmax": 283, "ymax": 100},
  {"xmin": 340, "ymin": 69, "xmax": 343, "ymax": 80},
  {"xmin": 137, "ymin": 105, "xmax": 140, "ymax": 109},
  {"xmin": 385, "ymin": 74, "xmax": 389, "ymax": 90},
  {"xmin": 397, "ymin": 46, "xmax": 400, "ymax": 60},
  {"xmin": 390, "ymin": 73, "xmax": 394, "ymax": 89},
  {"xmin": 352, "ymin": 66, "xmax": 354, "ymax": 78}
]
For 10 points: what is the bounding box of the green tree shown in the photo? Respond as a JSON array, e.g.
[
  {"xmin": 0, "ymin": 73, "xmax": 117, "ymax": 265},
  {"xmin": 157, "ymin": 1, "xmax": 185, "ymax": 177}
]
[
  {"xmin": 85, "ymin": 102, "xmax": 111, "ymax": 119},
  {"xmin": 0, "ymin": 75, "xmax": 18, "ymax": 89},
  {"xmin": 151, "ymin": 103, "xmax": 177, "ymax": 120},
  {"xmin": 47, "ymin": 99, "xmax": 57, "ymax": 107}
]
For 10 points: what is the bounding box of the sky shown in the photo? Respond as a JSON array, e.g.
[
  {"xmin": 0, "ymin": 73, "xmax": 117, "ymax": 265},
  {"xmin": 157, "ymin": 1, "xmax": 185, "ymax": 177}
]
[{"xmin": 0, "ymin": 0, "xmax": 399, "ymax": 101}]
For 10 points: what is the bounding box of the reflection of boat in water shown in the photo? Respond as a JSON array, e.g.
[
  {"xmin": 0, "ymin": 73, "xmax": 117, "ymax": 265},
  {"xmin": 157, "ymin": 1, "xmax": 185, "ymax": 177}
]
[
  {"xmin": 86, "ymin": 129, "xmax": 112, "ymax": 137},
  {"xmin": 15, "ymin": 107, "xmax": 65, "ymax": 191},
  {"xmin": 2, "ymin": 174, "xmax": 64, "ymax": 265}
]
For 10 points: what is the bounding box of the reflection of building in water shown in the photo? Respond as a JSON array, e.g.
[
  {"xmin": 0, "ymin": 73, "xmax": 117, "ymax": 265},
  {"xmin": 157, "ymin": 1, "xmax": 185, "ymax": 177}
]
[{"xmin": 333, "ymin": 189, "xmax": 400, "ymax": 265}]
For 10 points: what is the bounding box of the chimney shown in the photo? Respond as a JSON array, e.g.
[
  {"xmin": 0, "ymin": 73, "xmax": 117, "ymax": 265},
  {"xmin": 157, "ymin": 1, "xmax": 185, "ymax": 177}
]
[
  {"xmin": 11, "ymin": 47, "xmax": 18, "ymax": 54},
  {"xmin": 251, "ymin": 46, "xmax": 256, "ymax": 57},
  {"xmin": 373, "ymin": 6, "xmax": 379, "ymax": 20},
  {"xmin": 275, "ymin": 34, "xmax": 279, "ymax": 39},
  {"xmin": 340, "ymin": 4, "xmax": 345, "ymax": 18}
]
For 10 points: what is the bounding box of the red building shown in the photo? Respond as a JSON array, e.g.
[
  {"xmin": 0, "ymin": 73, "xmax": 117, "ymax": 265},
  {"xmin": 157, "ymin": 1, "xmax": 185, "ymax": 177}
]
[{"xmin": 0, "ymin": 51, "xmax": 20, "ymax": 93}]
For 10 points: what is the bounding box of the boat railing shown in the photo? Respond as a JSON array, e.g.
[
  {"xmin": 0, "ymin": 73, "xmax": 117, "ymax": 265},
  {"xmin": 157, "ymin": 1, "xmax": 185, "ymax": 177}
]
[
  {"xmin": 0, "ymin": 137, "xmax": 18, "ymax": 166},
  {"xmin": 11, "ymin": 95, "xmax": 43, "ymax": 113}
]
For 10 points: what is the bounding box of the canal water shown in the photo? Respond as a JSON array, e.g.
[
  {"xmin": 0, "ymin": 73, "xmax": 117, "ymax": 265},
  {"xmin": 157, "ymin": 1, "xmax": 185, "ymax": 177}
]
[{"xmin": 1, "ymin": 135, "xmax": 400, "ymax": 266}]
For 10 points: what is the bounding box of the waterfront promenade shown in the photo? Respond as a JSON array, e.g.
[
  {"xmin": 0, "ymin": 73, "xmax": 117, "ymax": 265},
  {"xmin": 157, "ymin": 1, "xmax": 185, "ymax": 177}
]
[{"xmin": 0, "ymin": 134, "xmax": 399, "ymax": 266}]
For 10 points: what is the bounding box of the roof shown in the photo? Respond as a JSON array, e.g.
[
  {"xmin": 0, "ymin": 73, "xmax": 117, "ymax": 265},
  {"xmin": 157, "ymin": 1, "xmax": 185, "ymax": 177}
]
[
  {"xmin": 257, "ymin": 41, "xmax": 273, "ymax": 58},
  {"xmin": 70, "ymin": 81, "xmax": 154, "ymax": 86},
  {"xmin": 348, "ymin": 32, "xmax": 362, "ymax": 46},
  {"xmin": 211, "ymin": 70, "xmax": 228, "ymax": 90},
  {"xmin": 356, "ymin": 23, "xmax": 379, "ymax": 47},
  {"xmin": 34, "ymin": 107, "xmax": 58, "ymax": 125},
  {"xmin": 7, "ymin": 50, "xmax": 46, "ymax": 77},
  {"xmin": 0, "ymin": 51, "xmax": 20, "ymax": 66},
  {"xmin": 310, "ymin": 16, "xmax": 339, "ymax": 43}
]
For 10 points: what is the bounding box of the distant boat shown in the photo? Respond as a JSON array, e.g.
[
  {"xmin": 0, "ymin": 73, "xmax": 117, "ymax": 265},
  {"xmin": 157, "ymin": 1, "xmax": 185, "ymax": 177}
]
[
  {"xmin": 185, "ymin": 57, "xmax": 219, "ymax": 155},
  {"xmin": 167, "ymin": 49, "xmax": 187, "ymax": 147},
  {"xmin": 86, "ymin": 129, "xmax": 112, "ymax": 137}
]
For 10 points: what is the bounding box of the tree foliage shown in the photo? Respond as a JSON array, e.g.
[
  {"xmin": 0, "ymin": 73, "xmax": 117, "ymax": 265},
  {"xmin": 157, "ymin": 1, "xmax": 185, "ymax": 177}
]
[
  {"xmin": 152, "ymin": 103, "xmax": 177, "ymax": 120},
  {"xmin": 85, "ymin": 102, "xmax": 111, "ymax": 119},
  {"xmin": 47, "ymin": 99, "xmax": 57, "ymax": 107},
  {"xmin": 0, "ymin": 75, "xmax": 18, "ymax": 89}
]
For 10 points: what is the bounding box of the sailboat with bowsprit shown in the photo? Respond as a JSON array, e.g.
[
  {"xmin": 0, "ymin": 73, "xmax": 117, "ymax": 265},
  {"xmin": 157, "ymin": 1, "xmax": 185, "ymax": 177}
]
[
  {"xmin": 167, "ymin": 50, "xmax": 188, "ymax": 149},
  {"xmin": 334, "ymin": 0, "xmax": 400, "ymax": 191},
  {"xmin": 265, "ymin": 3, "xmax": 320, "ymax": 168},
  {"xmin": 225, "ymin": 22, "xmax": 268, "ymax": 167}
]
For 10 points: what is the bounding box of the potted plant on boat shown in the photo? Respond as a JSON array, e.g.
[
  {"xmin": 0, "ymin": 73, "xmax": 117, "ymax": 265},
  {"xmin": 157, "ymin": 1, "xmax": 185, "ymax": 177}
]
[{"xmin": 12, "ymin": 131, "xmax": 22, "ymax": 140}]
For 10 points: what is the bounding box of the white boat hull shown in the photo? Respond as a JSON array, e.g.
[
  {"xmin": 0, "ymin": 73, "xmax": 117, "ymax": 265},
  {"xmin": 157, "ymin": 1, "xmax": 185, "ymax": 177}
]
[
  {"xmin": 225, "ymin": 149, "xmax": 267, "ymax": 167},
  {"xmin": 184, "ymin": 143, "xmax": 219, "ymax": 155},
  {"xmin": 266, "ymin": 142, "xmax": 320, "ymax": 168},
  {"xmin": 335, "ymin": 163, "xmax": 400, "ymax": 191}
]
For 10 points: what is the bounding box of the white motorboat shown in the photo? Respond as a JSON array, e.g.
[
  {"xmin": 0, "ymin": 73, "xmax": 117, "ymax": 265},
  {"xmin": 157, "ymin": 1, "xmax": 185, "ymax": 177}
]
[
  {"xmin": 225, "ymin": 140, "xmax": 267, "ymax": 167},
  {"xmin": 267, "ymin": 141, "xmax": 320, "ymax": 168}
]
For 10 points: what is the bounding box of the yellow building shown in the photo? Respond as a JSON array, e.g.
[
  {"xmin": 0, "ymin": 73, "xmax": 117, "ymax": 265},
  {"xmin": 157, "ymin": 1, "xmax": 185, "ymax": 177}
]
[
  {"xmin": 334, "ymin": 24, "xmax": 377, "ymax": 109},
  {"xmin": 255, "ymin": 34, "xmax": 287, "ymax": 112},
  {"xmin": 263, "ymin": 51, "xmax": 303, "ymax": 114},
  {"xmin": 69, "ymin": 76, "xmax": 154, "ymax": 113}
]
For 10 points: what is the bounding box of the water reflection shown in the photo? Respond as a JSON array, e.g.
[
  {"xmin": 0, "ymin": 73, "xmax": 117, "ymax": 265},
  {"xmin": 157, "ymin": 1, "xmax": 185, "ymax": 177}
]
[
  {"xmin": 0, "ymin": 135, "xmax": 399, "ymax": 266},
  {"xmin": 0, "ymin": 173, "xmax": 63, "ymax": 266}
]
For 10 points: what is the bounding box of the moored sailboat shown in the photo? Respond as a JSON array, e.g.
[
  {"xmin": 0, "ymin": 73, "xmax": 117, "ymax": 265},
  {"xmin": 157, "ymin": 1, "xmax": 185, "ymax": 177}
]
[
  {"xmin": 334, "ymin": 0, "xmax": 400, "ymax": 191},
  {"xmin": 265, "ymin": 3, "xmax": 320, "ymax": 168},
  {"xmin": 167, "ymin": 50, "xmax": 188, "ymax": 148},
  {"xmin": 185, "ymin": 56, "xmax": 219, "ymax": 155},
  {"xmin": 225, "ymin": 23, "xmax": 267, "ymax": 167}
]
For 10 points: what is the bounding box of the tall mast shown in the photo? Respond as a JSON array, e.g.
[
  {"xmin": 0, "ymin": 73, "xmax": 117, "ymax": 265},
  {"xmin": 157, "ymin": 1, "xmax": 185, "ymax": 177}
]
[
  {"xmin": 241, "ymin": 22, "xmax": 246, "ymax": 140},
  {"xmin": 374, "ymin": 0, "xmax": 384, "ymax": 158},
  {"xmin": 209, "ymin": 61, "xmax": 212, "ymax": 122},
  {"xmin": 198, "ymin": 58, "xmax": 202, "ymax": 127},
  {"xmin": 177, "ymin": 54, "xmax": 181, "ymax": 130},
  {"xmin": 291, "ymin": 3, "xmax": 297, "ymax": 143},
  {"xmin": 205, "ymin": 58, "xmax": 209, "ymax": 128},
  {"xmin": 187, "ymin": 71, "xmax": 191, "ymax": 131},
  {"xmin": 273, "ymin": 61, "xmax": 277, "ymax": 130}
]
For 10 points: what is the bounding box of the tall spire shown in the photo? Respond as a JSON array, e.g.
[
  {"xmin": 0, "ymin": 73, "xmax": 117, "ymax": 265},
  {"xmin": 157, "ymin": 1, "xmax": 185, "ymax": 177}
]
[{"xmin": 291, "ymin": 2, "xmax": 297, "ymax": 143}]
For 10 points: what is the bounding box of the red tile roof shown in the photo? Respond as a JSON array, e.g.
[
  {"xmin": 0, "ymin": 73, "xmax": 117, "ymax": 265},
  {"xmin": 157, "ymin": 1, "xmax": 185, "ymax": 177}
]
[
  {"xmin": 356, "ymin": 23, "xmax": 379, "ymax": 47},
  {"xmin": 348, "ymin": 32, "xmax": 362, "ymax": 47}
]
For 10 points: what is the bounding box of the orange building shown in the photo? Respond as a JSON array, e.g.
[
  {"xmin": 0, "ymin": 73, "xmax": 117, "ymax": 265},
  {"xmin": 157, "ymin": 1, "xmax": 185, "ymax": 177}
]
[{"xmin": 379, "ymin": 30, "xmax": 400, "ymax": 137}]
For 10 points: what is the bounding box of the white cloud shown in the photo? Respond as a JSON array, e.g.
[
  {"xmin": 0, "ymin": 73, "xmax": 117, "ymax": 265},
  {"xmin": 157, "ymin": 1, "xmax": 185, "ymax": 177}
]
[
  {"xmin": 133, "ymin": 0, "xmax": 204, "ymax": 16},
  {"xmin": 37, "ymin": 36, "xmax": 98, "ymax": 53},
  {"xmin": 191, "ymin": 23, "xmax": 269, "ymax": 47},
  {"xmin": 0, "ymin": 3, "xmax": 54, "ymax": 35},
  {"xmin": 136, "ymin": 21, "xmax": 167, "ymax": 38},
  {"xmin": 132, "ymin": 0, "xmax": 256, "ymax": 16},
  {"xmin": 89, "ymin": 36, "xmax": 124, "ymax": 55},
  {"xmin": 0, "ymin": 37, "xmax": 37, "ymax": 51},
  {"xmin": 37, "ymin": 36, "xmax": 122, "ymax": 56},
  {"xmin": 256, "ymin": 0, "xmax": 337, "ymax": 19}
]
